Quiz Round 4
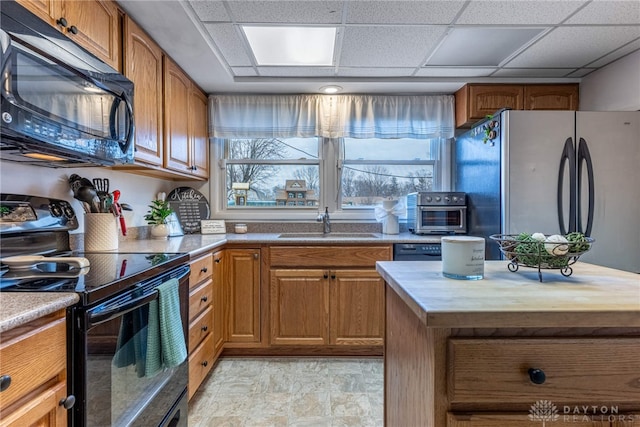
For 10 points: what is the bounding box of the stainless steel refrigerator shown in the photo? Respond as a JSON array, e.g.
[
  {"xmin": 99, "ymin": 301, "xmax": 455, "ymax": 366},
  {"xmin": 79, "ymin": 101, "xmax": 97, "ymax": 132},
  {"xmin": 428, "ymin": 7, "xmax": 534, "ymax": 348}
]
[{"xmin": 454, "ymin": 109, "xmax": 640, "ymax": 273}]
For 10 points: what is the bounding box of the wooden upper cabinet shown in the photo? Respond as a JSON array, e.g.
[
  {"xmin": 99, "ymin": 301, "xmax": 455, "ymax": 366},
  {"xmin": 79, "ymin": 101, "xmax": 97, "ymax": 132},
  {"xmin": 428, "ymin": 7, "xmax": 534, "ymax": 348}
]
[
  {"xmin": 455, "ymin": 84, "xmax": 523, "ymax": 128},
  {"xmin": 524, "ymin": 84, "xmax": 579, "ymax": 111},
  {"xmin": 17, "ymin": 0, "xmax": 121, "ymax": 71},
  {"xmin": 124, "ymin": 16, "xmax": 164, "ymax": 166},
  {"xmin": 188, "ymin": 85, "xmax": 210, "ymax": 179},
  {"xmin": 164, "ymin": 58, "xmax": 209, "ymax": 179},
  {"xmin": 455, "ymin": 83, "xmax": 579, "ymax": 128}
]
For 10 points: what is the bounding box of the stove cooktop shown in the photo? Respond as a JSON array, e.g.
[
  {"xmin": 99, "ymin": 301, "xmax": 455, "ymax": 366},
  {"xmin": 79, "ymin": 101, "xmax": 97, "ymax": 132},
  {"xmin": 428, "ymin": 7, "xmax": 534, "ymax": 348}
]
[{"xmin": 0, "ymin": 252, "xmax": 189, "ymax": 306}]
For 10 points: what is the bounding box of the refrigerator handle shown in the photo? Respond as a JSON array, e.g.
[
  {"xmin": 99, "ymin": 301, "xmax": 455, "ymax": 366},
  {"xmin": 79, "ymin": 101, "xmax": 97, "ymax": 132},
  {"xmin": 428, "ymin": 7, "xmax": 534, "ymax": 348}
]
[
  {"xmin": 557, "ymin": 137, "xmax": 577, "ymax": 235},
  {"xmin": 577, "ymin": 138, "xmax": 595, "ymax": 236}
]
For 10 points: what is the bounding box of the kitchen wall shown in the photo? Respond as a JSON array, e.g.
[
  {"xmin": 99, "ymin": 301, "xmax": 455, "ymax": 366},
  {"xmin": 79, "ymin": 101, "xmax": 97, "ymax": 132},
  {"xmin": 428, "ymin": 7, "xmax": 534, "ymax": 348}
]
[
  {"xmin": 580, "ymin": 50, "xmax": 640, "ymax": 111},
  {"xmin": 0, "ymin": 161, "xmax": 206, "ymax": 233}
]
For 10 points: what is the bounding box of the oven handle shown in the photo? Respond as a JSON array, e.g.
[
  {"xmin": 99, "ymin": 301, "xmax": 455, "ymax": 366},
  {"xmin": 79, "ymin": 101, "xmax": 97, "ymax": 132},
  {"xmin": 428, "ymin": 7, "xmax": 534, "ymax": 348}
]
[{"xmin": 87, "ymin": 290, "xmax": 158, "ymax": 327}]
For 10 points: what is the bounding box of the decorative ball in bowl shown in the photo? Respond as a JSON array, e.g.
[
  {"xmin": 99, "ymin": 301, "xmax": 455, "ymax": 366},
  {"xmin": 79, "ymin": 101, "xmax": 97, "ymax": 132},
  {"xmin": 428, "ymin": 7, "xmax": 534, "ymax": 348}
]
[{"xmin": 489, "ymin": 232, "xmax": 594, "ymax": 281}]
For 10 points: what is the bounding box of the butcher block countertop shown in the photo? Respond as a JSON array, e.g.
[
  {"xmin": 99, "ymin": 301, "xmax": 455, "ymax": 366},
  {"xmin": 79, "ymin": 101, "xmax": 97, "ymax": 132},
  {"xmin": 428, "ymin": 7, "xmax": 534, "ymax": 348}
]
[
  {"xmin": 0, "ymin": 292, "xmax": 79, "ymax": 332},
  {"xmin": 376, "ymin": 260, "xmax": 640, "ymax": 329}
]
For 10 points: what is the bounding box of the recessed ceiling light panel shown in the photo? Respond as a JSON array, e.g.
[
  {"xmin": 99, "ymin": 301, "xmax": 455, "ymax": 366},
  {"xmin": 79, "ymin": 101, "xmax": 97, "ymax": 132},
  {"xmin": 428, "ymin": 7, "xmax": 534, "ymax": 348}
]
[{"xmin": 243, "ymin": 26, "xmax": 336, "ymax": 66}]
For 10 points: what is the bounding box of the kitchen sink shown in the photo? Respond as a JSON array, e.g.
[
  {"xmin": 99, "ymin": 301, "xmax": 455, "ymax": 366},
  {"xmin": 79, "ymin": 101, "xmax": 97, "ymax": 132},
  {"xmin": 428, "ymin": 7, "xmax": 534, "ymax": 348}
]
[{"xmin": 277, "ymin": 232, "xmax": 379, "ymax": 239}]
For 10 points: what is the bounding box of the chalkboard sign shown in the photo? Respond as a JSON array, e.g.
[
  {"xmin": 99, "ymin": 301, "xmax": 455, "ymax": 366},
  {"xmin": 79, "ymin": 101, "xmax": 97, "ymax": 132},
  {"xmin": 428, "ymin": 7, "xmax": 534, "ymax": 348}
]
[{"xmin": 167, "ymin": 187, "xmax": 210, "ymax": 234}]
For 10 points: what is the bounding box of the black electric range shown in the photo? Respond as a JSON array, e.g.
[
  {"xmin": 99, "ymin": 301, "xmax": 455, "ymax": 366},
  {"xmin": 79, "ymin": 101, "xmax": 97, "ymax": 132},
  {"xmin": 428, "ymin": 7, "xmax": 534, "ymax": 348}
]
[{"xmin": 0, "ymin": 251, "xmax": 189, "ymax": 306}]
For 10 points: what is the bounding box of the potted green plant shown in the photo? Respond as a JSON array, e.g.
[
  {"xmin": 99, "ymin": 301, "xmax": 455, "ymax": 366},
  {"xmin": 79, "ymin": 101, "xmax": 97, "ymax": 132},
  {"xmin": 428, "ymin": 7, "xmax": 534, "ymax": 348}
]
[{"xmin": 144, "ymin": 199, "xmax": 173, "ymax": 239}]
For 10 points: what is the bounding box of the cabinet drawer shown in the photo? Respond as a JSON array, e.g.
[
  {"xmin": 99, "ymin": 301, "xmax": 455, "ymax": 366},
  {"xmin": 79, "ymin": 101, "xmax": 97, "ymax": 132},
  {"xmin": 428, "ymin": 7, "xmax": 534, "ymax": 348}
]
[
  {"xmin": 0, "ymin": 317, "xmax": 66, "ymax": 409},
  {"xmin": 188, "ymin": 333, "xmax": 214, "ymax": 400},
  {"xmin": 447, "ymin": 412, "xmax": 608, "ymax": 426},
  {"xmin": 270, "ymin": 246, "xmax": 392, "ymax": 268},
  {"xmin": 189, "ymin": 278, "xmax": 213, "ymax": 321},
  {"xmin": 190, "ymin": 253, "xmax": 213, "ymax": 287},
  {"xmin": 448, "ymin": 338, "xmax": 640, "ymax": 404},
  {"xmin": 189, "ymin": 305, "xmax": 213, "ymax": 353}
]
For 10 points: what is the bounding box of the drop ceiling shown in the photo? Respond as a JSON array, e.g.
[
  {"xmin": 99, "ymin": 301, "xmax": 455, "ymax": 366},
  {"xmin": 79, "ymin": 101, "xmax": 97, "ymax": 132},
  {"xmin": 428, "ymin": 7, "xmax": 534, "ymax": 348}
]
[{"xmin": 116, "ymin": 0, "xmax": 640, "ymax": 95}]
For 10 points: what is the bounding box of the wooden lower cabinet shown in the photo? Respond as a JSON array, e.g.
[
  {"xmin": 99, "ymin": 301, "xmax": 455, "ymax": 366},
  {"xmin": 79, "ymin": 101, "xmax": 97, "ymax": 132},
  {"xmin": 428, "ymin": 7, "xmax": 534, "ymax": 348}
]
[
  {"xmin": 0, "ymin": 310, "xmax": 72, "ymax": 427},
  {"xmin": 226, "ymin": 248, "xmax": 261, "ymax": 344},
  {"xmin": 385, "ymin": 285, "xmax": 640, "ymax": 427},
  {"xmin": 187, "ymin": 252, "xmax": 214, "ymax": 399},
  {"xmin": 269, "ymin": 245, "xmax": 390, "ymax": 350},
  {"xmin": 270, "ymin": 269, "xmax": 330, "ymax": 346},
  {"xmin": 211, "ymin": 250, "xmax": 225, "ymax": 356}
]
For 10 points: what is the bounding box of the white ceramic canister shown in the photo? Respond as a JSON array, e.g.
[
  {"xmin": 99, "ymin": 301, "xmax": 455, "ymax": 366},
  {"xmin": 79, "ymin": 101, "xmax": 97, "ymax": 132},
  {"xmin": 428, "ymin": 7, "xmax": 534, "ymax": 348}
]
[
  {"xmin": 84, "ymin": 213, "xmax": 119, "ymax": 251},
  {"xmin": 441, "ymin": 236, "xmax": 485, "ymax": 280}
]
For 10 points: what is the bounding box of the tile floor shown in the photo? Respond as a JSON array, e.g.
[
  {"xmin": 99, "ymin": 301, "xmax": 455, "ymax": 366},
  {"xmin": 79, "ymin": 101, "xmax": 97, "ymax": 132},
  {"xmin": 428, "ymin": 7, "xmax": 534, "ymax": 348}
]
[{"xmin": 188, "ymin": 357, "xmax": 384, "ymax": 427}]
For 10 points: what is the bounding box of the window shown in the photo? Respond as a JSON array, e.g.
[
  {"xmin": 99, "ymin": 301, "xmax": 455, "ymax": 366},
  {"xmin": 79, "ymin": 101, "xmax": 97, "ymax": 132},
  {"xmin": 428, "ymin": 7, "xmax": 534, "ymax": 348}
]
[
  {"xmin": 224, "ymin": 137, "xmax": 320, "ymax": 208},
  {"xmin": 340, "ymin": 138, "xmax": 436, "ymax": 209}
]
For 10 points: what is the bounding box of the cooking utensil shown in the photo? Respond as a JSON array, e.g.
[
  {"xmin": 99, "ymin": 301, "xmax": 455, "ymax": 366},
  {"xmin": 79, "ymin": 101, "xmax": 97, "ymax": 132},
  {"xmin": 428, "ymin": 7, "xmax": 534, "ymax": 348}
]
[
  {"xmin": 76, "ymin": 186, "xmax": 101, "ymax": 213},
  {"xmin": 120, "ymin": 203, "xmax": 133, "ymax": 211},
  {"xmin": 111, "ymin": 190, "xmax": 127, "ymax": 236},
  {"xmin": 69, "ymin": 174, "xmax": 95, "ymax": 194},
  {"xmin": 93, "ymin": 178, "xmax": 109, "ymax": 194}
]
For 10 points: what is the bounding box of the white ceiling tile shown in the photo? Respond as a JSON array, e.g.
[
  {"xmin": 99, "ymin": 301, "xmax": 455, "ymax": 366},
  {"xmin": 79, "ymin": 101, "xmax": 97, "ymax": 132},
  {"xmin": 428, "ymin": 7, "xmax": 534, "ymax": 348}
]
[
  {"xmin": 587, "ymin": 40, "xmax": 640, "ymax": 67},
  {"xmin": 493, "ymin": 68, "xmax": 575, "ymax": 77},
  {"xmin": 203, "ymin": 23, "xmax": 253, "ymax": 66},
  {"xmin": 226, "ymin": 1, "xmax": 344, "ymax": 24},
  {"xmin": 337, "ymin": 67, "xmax": 415, "ymax": 77},
  {"xmin": 506, "ymin": 26, "xmax": 640, "ymax": 68},
  {"xmin": 188, "ymin": 0, "xmax": 229, "ymax": 22},
  {"xmin": 232, "ymin": 67, "xmax": 258, "ymax": 77},
  {"xmin": 564, "ymin": 0, "xmax": 640, "ymax": 25},
  {"xmin": 347, "ymin": 1, "xmax": 464, "ymax": 24},
  {"xmin": 427, "ymin": 27, "xmax": 545, "ymax": 66},
  {"xmin": 340, "ymin": 26, "xmax": 447, "ymax": 67},
  {"xmin": 415, "ymin": 67, "xmax": 497, "ymax": 77},
  {"xmin": 257, "ymin": 67, "xmax": 336, "ymax": 77},
  {"xmin": 456, "ymin": 1, "xmax": 586, "ymax": 25}
]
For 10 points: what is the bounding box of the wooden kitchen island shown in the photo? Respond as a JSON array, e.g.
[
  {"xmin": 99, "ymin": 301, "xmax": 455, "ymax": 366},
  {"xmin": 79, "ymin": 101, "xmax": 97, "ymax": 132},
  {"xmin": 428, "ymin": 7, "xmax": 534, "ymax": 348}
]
[{"xmin": 376, "ymin": 261, "xmax": 640, "ymax": 427}]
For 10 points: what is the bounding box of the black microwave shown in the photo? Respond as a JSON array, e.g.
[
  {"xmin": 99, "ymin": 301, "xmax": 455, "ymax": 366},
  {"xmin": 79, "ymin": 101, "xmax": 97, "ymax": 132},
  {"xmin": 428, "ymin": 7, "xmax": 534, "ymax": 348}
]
[{"xmin": 0, "ymin": 1, "xmax": 134, "ymax": 167}]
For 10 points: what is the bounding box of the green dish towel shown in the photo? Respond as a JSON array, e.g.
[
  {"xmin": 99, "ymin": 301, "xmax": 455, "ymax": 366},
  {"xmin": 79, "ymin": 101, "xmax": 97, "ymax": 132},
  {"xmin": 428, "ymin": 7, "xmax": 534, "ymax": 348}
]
[{"xmin": 145, "ymin": 278, "xmax": 187, "ymax": 377}]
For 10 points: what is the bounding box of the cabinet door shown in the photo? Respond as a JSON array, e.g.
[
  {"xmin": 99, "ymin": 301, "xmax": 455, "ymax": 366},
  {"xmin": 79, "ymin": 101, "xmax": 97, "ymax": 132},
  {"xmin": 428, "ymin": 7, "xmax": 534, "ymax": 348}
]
[
  {"xmin": 270, "ymin": 269, "xmax": 330, "ymax": 346},
  {"xmin": 447, "ymin": 412, "xmax": 607, "ymax": 426},
  {"xmin": 0, "ymin": 381, "xmax": 68, "ymax": 427},
  {"xmin": 455, "ymin": 84, "xmax": 524, "ymax": 127},
  {"xmin": 15, "ymin": 0, "xmax": 58, "ymax": 27},
  {"xmin": 226, "ymin": 249, "xmax": 261, "ymax": 343},
  {"xmin": 58, "ymin": 0, "xmax": 121, "ymax": 70},
  {"xmin": 124, "ymin": 16, "xmax": 164, "ymax": 166},
  {"xmin": 524, "ymin": 84, "xmax": 579, "ymax": 111},
  {"xmin": 164, "ymin": 58, "xmax": 191, "ymax": 175},
  {"xmin": 330, "ymin": 269, "xmax": 385, "ymax": 346},
  {"xmin": 188, "ymin": 85, "xmax": 210, "ymax": 179},
  {"xmin": 212, "ymin": 250, "xmax": 225, "ymax": 354}
]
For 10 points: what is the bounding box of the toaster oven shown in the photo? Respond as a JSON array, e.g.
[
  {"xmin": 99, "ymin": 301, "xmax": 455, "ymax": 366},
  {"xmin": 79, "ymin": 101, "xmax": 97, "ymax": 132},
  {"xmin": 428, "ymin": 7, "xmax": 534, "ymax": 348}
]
[{"xmin": 406, "ymin": 192, "xmax": 467, "ymax": 235}]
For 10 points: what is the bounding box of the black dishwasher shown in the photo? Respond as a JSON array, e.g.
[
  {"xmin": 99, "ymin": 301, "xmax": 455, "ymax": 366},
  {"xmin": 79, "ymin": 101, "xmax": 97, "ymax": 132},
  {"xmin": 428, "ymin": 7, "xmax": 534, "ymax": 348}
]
[{"xmin": 393, "ymin": 243, "xmax": 442, "ymax": 261}]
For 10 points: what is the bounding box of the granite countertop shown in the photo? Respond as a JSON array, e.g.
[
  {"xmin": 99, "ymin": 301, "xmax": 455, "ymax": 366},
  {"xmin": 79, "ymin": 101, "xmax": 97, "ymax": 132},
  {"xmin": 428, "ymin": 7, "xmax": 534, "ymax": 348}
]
[
  {"xmin": 0, "ymin": 292, "xmax": 79, "ymax": 333},
  {"xmin": 116, "ymin": 231, "xmax": 441, "ymax": 258},
  {"xmin": 377, "ymin": 260, "xmax": 640, "ymax": 329}
]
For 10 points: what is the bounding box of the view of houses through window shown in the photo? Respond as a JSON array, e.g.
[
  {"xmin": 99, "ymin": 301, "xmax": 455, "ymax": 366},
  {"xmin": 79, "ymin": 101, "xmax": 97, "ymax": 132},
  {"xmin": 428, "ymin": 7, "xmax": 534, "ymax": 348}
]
[{"xmin": 223, "ymin": 137, "xmax": 437, "ymax": 211}]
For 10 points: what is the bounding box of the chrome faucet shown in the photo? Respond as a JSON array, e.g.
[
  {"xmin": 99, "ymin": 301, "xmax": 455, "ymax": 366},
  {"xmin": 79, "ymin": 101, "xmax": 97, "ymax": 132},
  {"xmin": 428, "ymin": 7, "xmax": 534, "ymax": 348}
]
[{"xmin": 317, "ymin": 207, "xmax": 331, "ymax": 234}]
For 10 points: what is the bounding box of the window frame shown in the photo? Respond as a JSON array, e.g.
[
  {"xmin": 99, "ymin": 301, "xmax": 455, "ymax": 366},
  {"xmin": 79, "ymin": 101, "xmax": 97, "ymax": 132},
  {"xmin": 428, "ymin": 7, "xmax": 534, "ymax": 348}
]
[{"xmin": 210, "ymin": 136, "xmax": 450, "ymax": 221}]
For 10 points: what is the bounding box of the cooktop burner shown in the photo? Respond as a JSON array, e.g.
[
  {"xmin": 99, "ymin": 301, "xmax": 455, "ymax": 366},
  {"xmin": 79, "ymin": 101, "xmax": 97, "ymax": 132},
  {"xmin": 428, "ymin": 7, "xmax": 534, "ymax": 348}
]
[{"xmin": 0, "ymin": 252, "xmax": 189, "ymax": 306}]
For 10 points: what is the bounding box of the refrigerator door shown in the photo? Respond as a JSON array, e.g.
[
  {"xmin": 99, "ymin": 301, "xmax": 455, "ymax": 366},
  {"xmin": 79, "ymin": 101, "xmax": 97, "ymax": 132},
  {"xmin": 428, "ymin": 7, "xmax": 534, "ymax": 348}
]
[
  {"xmin": 503, "ymin": 110, "xmax": 575, "ymax": 235},
  {"xmin": 575, "ymin": 111, "xmax": 640, "ymax": 272}
]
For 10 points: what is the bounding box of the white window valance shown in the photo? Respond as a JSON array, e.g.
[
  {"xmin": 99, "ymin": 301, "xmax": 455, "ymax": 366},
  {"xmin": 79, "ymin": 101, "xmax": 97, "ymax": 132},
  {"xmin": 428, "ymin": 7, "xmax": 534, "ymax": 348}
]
[{"xmin": 209, "ymin": 94, "xmax": 454, "ymax": 139}]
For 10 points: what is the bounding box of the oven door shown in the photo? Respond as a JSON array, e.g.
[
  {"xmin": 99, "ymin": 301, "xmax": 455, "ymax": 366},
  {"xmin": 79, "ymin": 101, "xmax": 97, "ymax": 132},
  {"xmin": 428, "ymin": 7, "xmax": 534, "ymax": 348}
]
[
  {"xmin": 69, "ymin": 266, "xmax": 189, "ymax": 427},
  {"xmin": 417, "ymin": 206, "xmax": 467, "ymax": 234}
]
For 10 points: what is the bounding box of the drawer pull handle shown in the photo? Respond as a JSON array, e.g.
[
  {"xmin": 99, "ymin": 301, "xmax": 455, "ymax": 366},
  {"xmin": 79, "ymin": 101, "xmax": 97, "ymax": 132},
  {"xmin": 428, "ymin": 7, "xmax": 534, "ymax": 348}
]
[
  {"xmin": 201, "ymin": 325, "xmax": 208, "ymax": 332},
  {"xmin": 202, "ymin": 360, "xmax": 208, "ymax": 367},
  {"xmin": 201, "ymin": 267, "xmax": 208, "ymax": 273},
  {"xmin": 201, "ymin": 296, "xmax": 208, "ymax": 302},
  {"xmin": 528, "ymin": 368, "xmax": 546, "ymax": 384},
  {"xmin": 323, "ymin": 274, "xmax": 328, "ymax": 279},
  {"xmin": 59, "ymin": 394, "xmax": 76, "ymax": 410},
  {"xmin": 215, "ymin": 258, "xmax": 221, "ymax": 263},
  {"xmin": 0, "ymin": 375, "xmax": 11, "ymax": 392}
]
